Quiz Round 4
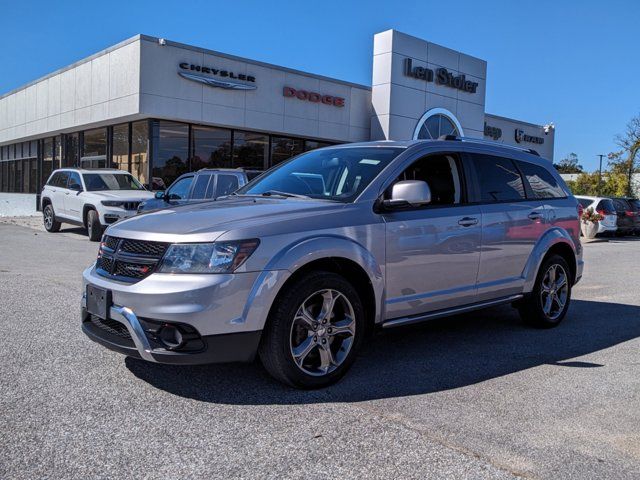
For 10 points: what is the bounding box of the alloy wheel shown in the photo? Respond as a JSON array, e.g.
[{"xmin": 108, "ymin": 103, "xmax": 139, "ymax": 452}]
[
  {"xmin": 289, "ymin": 289, "xmax": 356, "ymax": 376},
  {"xmin": 44, "ymin": 207, "xmax": 53, "ymax": 229},
  {"xmin": 540, "ymin": 264, "xmax": 569, "ymax": 320}
]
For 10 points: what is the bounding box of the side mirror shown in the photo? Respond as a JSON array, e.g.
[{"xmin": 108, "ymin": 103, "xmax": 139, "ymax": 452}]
[
  {"xmin": 383, "ymin": 180, "xmax": 431, "ymax": 209},
  {"xmin": 154, "ymin": 191, "xmax": 166, "ymax": 199}
]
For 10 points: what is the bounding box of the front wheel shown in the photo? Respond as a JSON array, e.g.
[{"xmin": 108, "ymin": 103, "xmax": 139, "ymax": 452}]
[
  {"xmin": 518, "ymin": 254, "xmax": 572, "ymax": 328},
  {"xmin": 259, "ymin": 272, "xmax": 364, "ymax": 389},
  {"xmin": 86, "ymin": 210, "xmax": 103, "ymax": 242}
]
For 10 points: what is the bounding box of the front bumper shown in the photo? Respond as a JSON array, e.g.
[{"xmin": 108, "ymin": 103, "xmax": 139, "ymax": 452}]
[
  {"xmin": 81, "ymin": 264, "xmax": 275, "ymax": 364},
  {"xmin": 81, "ymin": 301, "xmax": 261, "ymax": 364},
  {"xmin": 100, "ymin": 209, "xmax": 138, "ymax": 225}
]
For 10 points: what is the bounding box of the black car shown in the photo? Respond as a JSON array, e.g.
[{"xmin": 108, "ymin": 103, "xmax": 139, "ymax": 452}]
[
  {"xmin": 610, "ymin": 197, "xmax": 637, "ymax": 236},
  {"xmin": 138, "ymin": 168, "xmax": 262, "ymax": 213},
  {"xmin": 616, "ymin": 198, "xmax": 640, "ymax": 235}
]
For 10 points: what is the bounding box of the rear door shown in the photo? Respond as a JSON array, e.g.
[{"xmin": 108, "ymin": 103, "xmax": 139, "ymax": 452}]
[
  {"xmin": 516, "ymin": 160, "xmax": 579, "ymax": 242},
  {"xmin": 466, "ymin": 153, "xmax": 546, "ymax": 302},
  {"xmin": 49, "ymin": 171, "xmax": 70, "ymax": 217},
  {"xmin": 189, "ymin": 173, "xmax": 214, "ymax": 201}
]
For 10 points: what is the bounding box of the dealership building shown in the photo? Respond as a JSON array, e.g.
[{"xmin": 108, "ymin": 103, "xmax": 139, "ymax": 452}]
[{"xmin": 0, "ymin": 29, "xmax": 555, "ymax": 201}]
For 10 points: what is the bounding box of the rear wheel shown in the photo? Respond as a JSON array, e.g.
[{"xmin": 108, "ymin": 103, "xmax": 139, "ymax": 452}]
[
  {"xmin": 259, "ymin": 271, "xmax": 364, "ymax": 389},
  {"xmin": 43, "ymin": 204, "xmax": 61, "ymax": 232},
  {"xmin": 86, "ymin": 210, "xmax": 103, "ymax": 242},
  {"xmin": 518, "ymin": 254, "xmax": 572, "ymax": 328}
]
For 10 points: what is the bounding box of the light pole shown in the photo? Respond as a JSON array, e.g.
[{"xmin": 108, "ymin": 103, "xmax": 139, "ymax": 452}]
[{"xmin": 597, "ymin": 154, "xmax": 606, "ymax": 195}]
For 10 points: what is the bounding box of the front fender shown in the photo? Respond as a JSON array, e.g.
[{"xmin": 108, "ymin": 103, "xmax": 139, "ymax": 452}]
[
  {"xmin": 522, "ymin": 227, "xmax": 579, "ymax": 293},
  {"xmin": 241, "ymin": 235, "xmax": 385, "ymax": 332}
]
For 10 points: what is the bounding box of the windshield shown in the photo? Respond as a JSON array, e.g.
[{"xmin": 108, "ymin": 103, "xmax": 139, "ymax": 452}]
[
  {"xmin": 236, "ymin": 147, "xmax": 404, "ymax": 202},
  {"xmin": 83, "ymin": 173, "xmax": 145, "ymax": 192}
]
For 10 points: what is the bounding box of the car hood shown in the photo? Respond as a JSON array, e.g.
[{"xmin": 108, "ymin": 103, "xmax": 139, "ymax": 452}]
[
  {"xmin": 106, "ymin": 196, "xmax": 347, "ymax": 242},
  {"xmin": 90, "ymin": 190, "xmax": 155, "ymax": 201}
]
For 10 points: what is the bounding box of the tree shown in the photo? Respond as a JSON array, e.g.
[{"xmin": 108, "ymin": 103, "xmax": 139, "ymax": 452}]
[
  {"xmin": 554, "ymin": 153, "xmax": 583, "ymax": 173},
  {"xmin": 566, "ymin": 171, "xmax": 628, "ymax": 197},
  {"xmin": 614, "ymin": 114, "xmax": 640, "ymax": 196}
]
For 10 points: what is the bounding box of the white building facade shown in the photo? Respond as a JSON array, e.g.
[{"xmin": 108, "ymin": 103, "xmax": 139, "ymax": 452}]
[{"xmin": 0, "ymin": 30, "xmax": 555, "ymax": 200}]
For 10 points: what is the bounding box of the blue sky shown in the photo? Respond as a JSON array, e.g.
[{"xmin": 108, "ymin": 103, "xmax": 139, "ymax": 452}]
[{"xmin": 1, "ymin": 0, "xmax": 638, "ymax": 171}]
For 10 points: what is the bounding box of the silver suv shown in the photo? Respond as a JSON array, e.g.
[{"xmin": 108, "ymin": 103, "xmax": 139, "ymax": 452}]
[{"xmin": 82, "ymin": 138, "xmax": 583, "ymax": 388}]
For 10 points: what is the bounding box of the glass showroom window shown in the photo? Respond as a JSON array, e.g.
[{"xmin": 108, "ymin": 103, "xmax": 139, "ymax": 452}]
[
  {"xmin": 152, "ymin": 121, "xmax": 189, "ymax": 190},
  {"xmin": 413, "ymin": 109, "xmax": 463, "ymax": 140},
  {"xmin": 233, "ymin": 131, "xmax": 268, "ymax": 169},
  {"xmin": 42, "ymin": 138, "xmax": 54, "ymax": 188},
  {"xmin": 304, "ymin": 140, "xmax": 333, "ymax": 152},
  {"xmin": 192, "ymin": 126, "xmax": 232, "ymax": 170},
  {"xmin": 83, "ymin": 128, "xmax": 107, "ymax": 168},
  {"xmin": 131, "ymin": 121, "xmax": 149, "ymax": 187},
  {"xmin": 64, "ymin": 133, "xmax": 79, "ymax": 168},
  {"xmin": 112, "ymin": 124, "xmax": 130, "ymax": 172},
  {"xmin": 271, "ymin": 136, "xmax": 304, "ymax": 165}
]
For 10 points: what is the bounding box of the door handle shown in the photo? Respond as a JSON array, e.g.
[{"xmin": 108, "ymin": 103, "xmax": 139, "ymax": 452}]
[
  {"xmin": 528, "ymin": 212, "xmax": 543, "ymax": 221},
  {"xmin": 458, "ymin": 217, "xmax": 479, "ymax": 227}
]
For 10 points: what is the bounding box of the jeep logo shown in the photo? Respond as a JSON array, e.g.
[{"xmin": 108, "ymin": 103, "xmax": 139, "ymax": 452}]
[{"xmin": 484, "ymin": 122, "xmax": 502, "ymax": 141}]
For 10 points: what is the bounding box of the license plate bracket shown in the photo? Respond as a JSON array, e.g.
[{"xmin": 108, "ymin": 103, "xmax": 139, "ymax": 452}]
[{"xmin": 86, "ymin": 285, "xmax": 112, "ymax": 319}]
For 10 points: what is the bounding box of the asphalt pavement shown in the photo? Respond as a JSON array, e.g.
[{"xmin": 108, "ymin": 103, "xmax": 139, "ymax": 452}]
[{"xmin": 1, "ymin": 219, "xmax": 639, "ymax": 479}]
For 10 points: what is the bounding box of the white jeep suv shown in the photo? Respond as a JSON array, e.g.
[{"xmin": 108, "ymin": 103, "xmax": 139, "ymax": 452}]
[{"xmin": 41, "ymin": 169, "xmax": 154, "ymax": 241}]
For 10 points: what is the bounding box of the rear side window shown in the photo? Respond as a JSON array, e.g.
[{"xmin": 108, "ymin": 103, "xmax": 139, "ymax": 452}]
[
  {"xmin": 191, "ymin": 174, "xmax": 212, "ymax": 199},
  {"xmin": 596, "ymin": 199, "xmax": 615, "ymax": 214},
  {"xmin": 612, "ymin": 199, "xmax": 630, "ymax": 212},
  {"xmin": 517, "ymin": 161, "xmax": 566, "ymax": 199},
  {"xmin": 215, "ymin": 175, "xmax": 239, "ymax": 197},
  {"xmin": 48, "ymin": 171, "xmax": 69, "ymax": 188},
  {"xmin": 577, "ymin": 198, "xmax": 592, "ymax": 209},
  {"xmin": 470, "ymin": 154, "xmax": 525, "ymax": 202}
]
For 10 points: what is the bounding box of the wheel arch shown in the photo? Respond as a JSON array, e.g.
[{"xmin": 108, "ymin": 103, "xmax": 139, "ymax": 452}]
[
  {"xmin": 241, "ymin": 235, "xmax": 384, "ymax": 336},
  {"xmin": 523, "ymin": 228, "xmax": 578, "ymax": 292},
  {"xmin": 82, "ymin": 204, "xmax": 98, "ymax": 227}
]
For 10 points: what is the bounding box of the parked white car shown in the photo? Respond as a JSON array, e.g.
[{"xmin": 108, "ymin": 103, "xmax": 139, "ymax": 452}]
[
  {"xmin": 575, "ymin": 195, "xmax": 617, "ymax": 235},
  {"xmin": 41, "ymin": 169, "xmax": 154, "ymax": 241}
]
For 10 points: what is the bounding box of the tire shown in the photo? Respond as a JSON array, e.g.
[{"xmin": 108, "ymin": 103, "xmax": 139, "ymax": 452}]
[
  {"xmin": 86, "ymin": 210, "xmax": 103, "ymax": 242},
  {"xmin": 258, "ymin": 271, "xmax": 365, "ymax": 389},
  {"xmin": 43, "ymin": 204, "xmax": 61, "ymax": 233},
  {"xmin": 518, "ymin": 254, "xmax": 572, "ymax": 328}
]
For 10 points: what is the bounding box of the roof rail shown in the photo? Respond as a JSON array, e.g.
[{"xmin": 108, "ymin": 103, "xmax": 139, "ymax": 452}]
[{"xmin": 436, "ymin": 135, "xmax": 540, "ymax": 156}]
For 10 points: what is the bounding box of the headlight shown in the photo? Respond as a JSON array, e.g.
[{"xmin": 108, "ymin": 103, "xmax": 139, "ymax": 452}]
[
  {"xmin": 101, "ymin": 200, "xmax": 124, "ymax": 207},
  {"xmin": 157, "ymin": 239, "xmax": 260, "ymax": 274}
]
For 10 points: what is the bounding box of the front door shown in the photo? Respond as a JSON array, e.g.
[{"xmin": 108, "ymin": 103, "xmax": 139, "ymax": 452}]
[
  {"xmin": 64, "ymin": 171, "xmax": 85, "ymax": 222},
  {"xmin": 383, "ymin": 153, "xmax": 482, "ymax": 319}
]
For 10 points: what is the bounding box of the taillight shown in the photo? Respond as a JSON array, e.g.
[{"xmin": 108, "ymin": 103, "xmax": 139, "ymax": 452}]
[
  {"xmin": 625, "ymin": 210, "xmax": 634, "ymax": 217},
  {"xmin": 597, "ymin": 209, "xmax": 606, "ymax": 216}
]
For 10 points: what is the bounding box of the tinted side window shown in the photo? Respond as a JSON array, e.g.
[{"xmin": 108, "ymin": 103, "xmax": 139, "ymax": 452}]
[
  {"xmin": 215, "ymin": 175, "xmax": 239, "ymax": 197},
  {"xmin": 596, "ymin": 199, "xmax": 615, "ymax": 214},
  {"xmin": 612, "ymin": 199, "xmax": 630, "ymax": 212},
  {"xmin": 470, "ymin": 154, "xmax": 525, "ymax": 202},
  {"xmin": 167, "ymin": 176, "xmax": 193, "ymax": 200},
  {"xmin": 191, "ymin": 174, "xmax": 212, "ymax": 199},
  {"xmin": 577, "ymin": 198, "xmax": 592, "ymax": 209},
  {"xmin": 46, "ymin": 172, "xmax": 62, "ymax": 186},
  {"xmin": 389, "ymin": 153, "xmax": 464, "ymax": 205},
  {"xmin": 517, "ymin": 161, "xmax": 566, "ymax": 199},
  {"xmin": 50, "ymin": 171, "xmax": 70, "ymax": 188},
  {"xmin": 67, "ymin": 171, "xmax": 82, "ymax": 190}
]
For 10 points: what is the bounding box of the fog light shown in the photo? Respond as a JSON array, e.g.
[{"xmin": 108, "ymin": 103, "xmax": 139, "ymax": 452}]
[{"xmin": 159, "ymin": 325, "xmax": 184, "ymax": 350}]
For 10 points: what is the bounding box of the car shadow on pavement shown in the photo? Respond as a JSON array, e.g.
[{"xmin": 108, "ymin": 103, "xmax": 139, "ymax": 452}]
[{"xmin": 125, "ymin": 299, "xmax": 640, "ymax": 404}]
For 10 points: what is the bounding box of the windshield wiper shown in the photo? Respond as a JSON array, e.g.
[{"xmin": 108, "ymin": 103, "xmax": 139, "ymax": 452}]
[{"xmin": 260, "ymin": 190, "xmax": 310, "ymax": 199}]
